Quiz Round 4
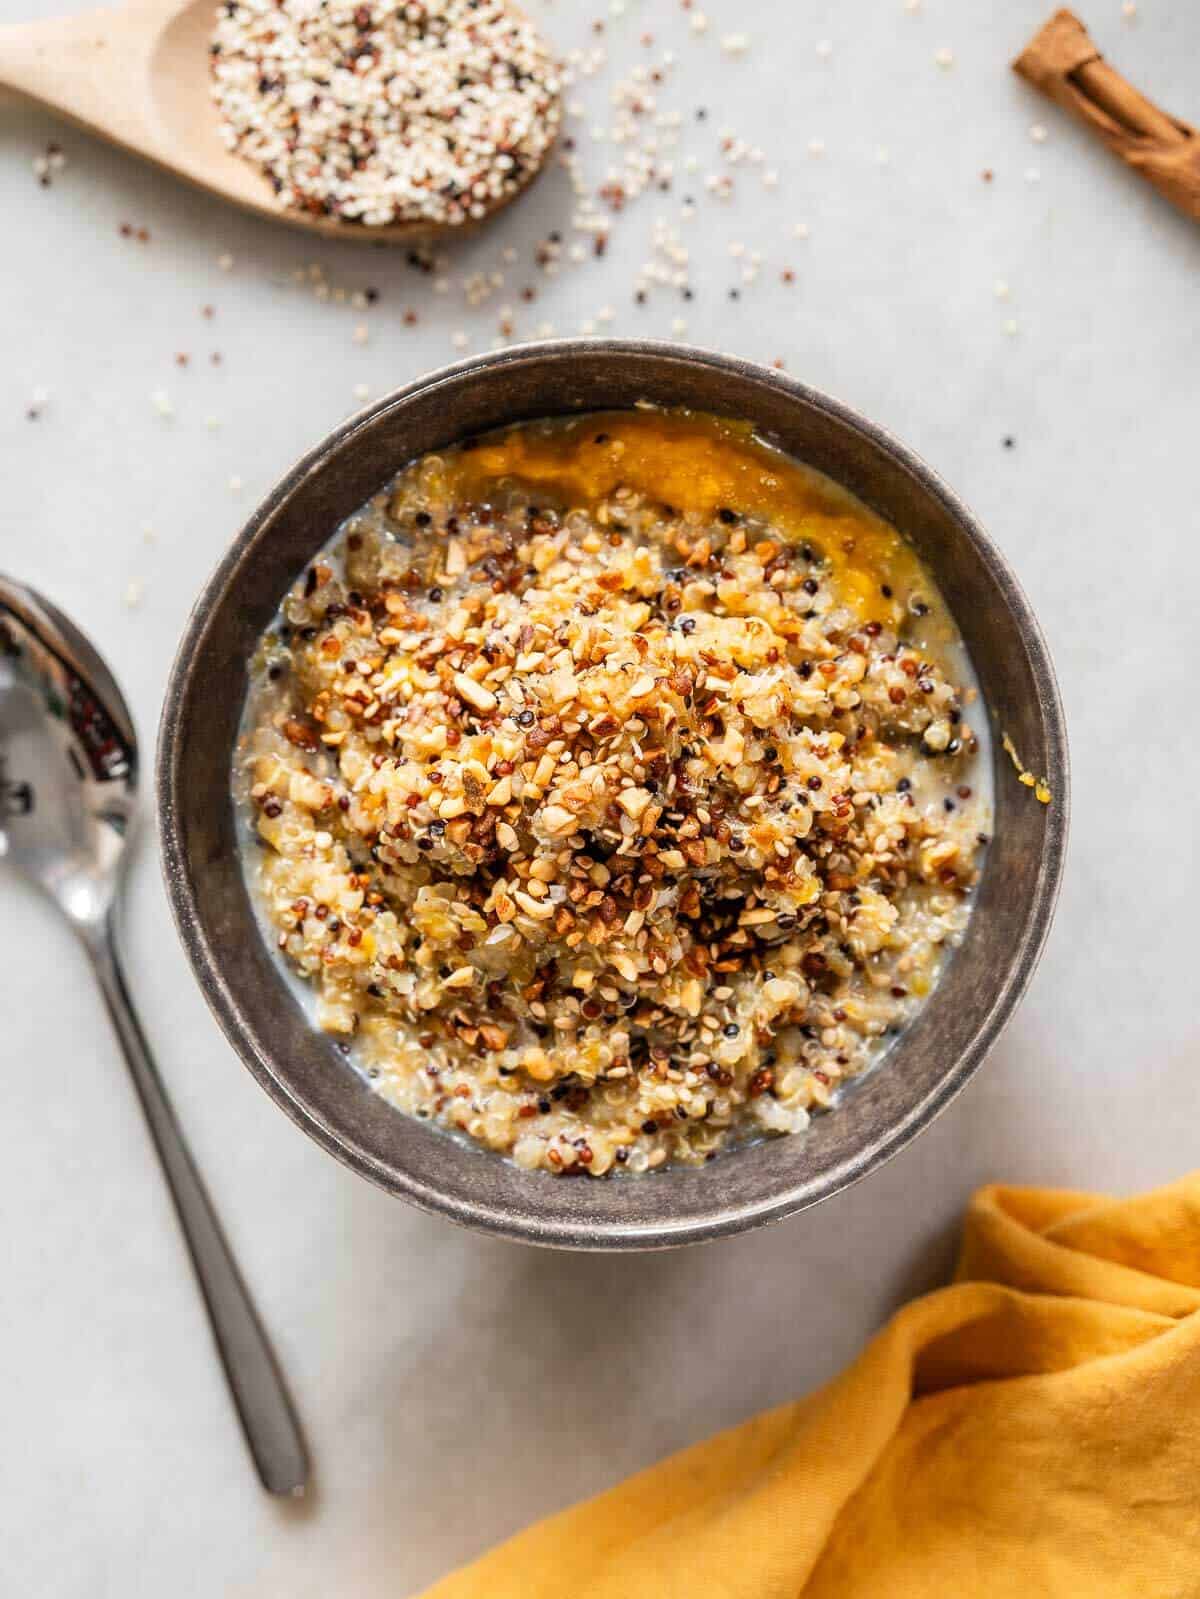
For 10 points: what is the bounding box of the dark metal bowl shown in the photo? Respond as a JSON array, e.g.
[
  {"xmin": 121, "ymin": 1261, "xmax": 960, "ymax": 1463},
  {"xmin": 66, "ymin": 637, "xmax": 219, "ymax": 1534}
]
[{"xmin": 157, "ymin": 341, "xmax": 1068, "ymax": 1250}]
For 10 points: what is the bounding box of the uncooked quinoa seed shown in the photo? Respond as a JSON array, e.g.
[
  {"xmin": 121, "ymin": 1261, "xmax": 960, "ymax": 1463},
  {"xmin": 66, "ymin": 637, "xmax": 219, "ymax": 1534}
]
[{"xmin": 210, "ymin": 0, "xmax": 562, "ymax": 227}]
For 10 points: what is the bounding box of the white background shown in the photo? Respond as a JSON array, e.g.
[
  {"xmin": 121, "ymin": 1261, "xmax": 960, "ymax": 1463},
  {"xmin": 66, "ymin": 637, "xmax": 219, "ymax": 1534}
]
[{"xmin": 2, "ymin": 1, "xmax": 1198, "ymax": 1593}]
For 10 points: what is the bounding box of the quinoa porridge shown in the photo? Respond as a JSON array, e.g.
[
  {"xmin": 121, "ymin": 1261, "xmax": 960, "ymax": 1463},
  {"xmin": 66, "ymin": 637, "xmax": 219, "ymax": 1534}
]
[{"xmin": 238, "ymin": 410, "xmax": 992, "ymax": 1177}]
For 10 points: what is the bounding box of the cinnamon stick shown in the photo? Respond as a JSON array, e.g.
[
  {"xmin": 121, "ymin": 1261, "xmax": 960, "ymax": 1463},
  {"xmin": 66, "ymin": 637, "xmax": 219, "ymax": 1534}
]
[{"xmin": 1013, "ymin": 9, "xmax": 1200, "ymax": 222}]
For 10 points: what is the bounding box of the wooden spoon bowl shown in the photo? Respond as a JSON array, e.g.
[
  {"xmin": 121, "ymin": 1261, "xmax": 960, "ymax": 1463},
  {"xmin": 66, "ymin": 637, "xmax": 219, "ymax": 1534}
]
[{"xmin": 0, "ymin": 0, "xmax": 556, "ymax": 243}]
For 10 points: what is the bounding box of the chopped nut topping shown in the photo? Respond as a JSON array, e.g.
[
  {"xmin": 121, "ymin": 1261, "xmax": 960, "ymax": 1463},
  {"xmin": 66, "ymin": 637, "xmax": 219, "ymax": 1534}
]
[{"xmin": 243, "ymin": 411, "xmax": 989, "ymax": 1178}]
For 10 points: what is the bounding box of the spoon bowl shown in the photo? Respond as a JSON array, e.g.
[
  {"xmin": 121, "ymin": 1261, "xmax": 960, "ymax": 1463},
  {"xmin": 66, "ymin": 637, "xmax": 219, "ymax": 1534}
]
[
  {"xmin": 0, "ymin": 573, "xmax": 308, "ymax": 1495},
  {"xmin": 0, "ymin": 582, "xmax": 135, "ymax": 929},
  {"xmin": 0, "ymin": 0, "xmax": 554, "ymax": 243}
]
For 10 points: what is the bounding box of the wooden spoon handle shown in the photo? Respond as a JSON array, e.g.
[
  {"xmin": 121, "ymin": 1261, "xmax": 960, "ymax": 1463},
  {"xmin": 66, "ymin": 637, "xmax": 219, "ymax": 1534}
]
[{"xmin": 0, "ymin": 9, "xmax": 150, "ymax": 140}]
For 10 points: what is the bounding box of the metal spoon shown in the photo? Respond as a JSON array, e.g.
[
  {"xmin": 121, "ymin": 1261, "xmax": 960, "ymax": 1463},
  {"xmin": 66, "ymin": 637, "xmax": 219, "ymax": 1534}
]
[
  {"xmin": 0, "ymin": 575, "xmax": 308, "ymax": 1497},
  {"xmin": 0, "ymin": 0, "xmax": 551, "ymax": 244}
]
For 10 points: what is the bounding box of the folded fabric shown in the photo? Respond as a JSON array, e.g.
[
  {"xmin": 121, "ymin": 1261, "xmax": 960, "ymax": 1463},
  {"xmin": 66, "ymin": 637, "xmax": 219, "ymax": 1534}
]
[{"xmin": 420, "ymin": 1175, "xmax": 1200, "ymax": 1597}]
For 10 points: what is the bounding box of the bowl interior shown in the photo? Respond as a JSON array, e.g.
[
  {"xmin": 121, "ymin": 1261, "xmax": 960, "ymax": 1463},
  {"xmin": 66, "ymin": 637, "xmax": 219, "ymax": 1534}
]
[{"xmin": 158, "ymin": 343, "xmax": 1067, "ymax": 1248}]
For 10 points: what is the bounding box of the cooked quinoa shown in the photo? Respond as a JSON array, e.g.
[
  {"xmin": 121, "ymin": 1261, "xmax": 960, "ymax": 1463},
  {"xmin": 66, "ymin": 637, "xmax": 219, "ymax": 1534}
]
[{"xmin": 239, "ymin": 410, "xmax": 990, "ymax": 1176}]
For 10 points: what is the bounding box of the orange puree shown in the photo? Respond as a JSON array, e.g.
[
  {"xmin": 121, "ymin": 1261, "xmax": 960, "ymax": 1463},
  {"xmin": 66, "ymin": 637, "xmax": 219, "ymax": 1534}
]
[{"xmin": 439, "ymin": 409, "xmax": 925, "ymax": 625}]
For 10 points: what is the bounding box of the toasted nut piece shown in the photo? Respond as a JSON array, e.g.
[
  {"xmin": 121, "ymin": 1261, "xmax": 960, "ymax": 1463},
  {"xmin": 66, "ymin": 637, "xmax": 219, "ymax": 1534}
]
[
  {"xmin": 541, "ymin": 804, "xmax": 579, "ymax": 835},
  {"xmin": 616, "ymin": 786, "xmax": 652, "ymax": 820},
  {"xmin": 514, "ymin": 890, "xmax": 555, "ymax": 920},
  {"xmin": 453, "ymin": 672, "xmax": 498, "ymax": 713},
  {"xmin": 282, "ymin": 717, "xmax": 320, "ymax": 752}
]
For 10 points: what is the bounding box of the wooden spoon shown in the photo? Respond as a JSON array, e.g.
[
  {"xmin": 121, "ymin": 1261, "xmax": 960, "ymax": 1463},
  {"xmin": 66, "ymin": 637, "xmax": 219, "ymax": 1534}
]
[{"xmin": 0, "ymin": 0, "xmax": 553, "ymax": 244}]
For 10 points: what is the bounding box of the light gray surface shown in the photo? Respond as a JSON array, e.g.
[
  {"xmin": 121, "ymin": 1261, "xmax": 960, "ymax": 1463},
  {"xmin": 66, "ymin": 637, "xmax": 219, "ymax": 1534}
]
[{"xmin": 2, "ymin": 2, "xmax": 1197, "ymax": 1594}]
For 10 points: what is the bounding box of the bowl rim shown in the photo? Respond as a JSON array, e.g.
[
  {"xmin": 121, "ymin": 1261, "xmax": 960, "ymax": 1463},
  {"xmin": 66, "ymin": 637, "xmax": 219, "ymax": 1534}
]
[{"xmin": 156, "ymin": 339, "xmax": 1069, "ymax": 1249}]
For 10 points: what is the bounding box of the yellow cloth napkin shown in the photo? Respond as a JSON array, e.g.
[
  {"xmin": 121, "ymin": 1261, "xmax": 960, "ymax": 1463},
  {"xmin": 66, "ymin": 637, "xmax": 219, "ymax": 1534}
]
[{"xmin": 421, "ymin": 1176, "xmax": 1200, "ymax": 1597}]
